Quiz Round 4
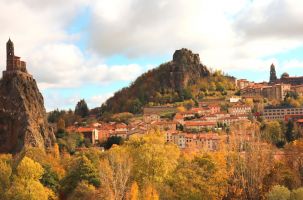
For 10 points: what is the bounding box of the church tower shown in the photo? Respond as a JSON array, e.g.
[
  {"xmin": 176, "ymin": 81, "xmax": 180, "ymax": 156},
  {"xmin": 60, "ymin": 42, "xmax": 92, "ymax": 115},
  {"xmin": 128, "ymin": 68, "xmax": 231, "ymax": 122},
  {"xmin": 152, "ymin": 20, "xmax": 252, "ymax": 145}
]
[
  {"xmin": 269, "ymin": 63, "xmax": 277, "ymax": 83},
  {"xmin": 6, "ymin": 38, "xmax": 14, "ymax": 71}
]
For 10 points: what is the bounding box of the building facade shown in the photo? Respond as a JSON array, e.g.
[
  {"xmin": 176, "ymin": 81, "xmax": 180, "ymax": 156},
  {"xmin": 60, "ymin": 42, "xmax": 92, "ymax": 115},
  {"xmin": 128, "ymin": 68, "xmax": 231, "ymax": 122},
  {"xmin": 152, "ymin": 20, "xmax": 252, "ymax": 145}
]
[{"xmin": 263, "ymin": 107, "xmax": 303, "ymax": 120}]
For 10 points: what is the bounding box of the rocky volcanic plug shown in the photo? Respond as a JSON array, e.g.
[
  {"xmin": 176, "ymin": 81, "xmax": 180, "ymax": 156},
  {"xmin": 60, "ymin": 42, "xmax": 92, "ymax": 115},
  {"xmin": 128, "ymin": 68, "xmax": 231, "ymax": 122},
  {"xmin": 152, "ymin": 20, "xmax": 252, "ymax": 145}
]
[
  {"xmin": 0, "ymin": 39, "xmax": 55, "ymax": 153},
  {"xmin": 102, "ymin": 48, "xmax": 210, "ymax": 114}
]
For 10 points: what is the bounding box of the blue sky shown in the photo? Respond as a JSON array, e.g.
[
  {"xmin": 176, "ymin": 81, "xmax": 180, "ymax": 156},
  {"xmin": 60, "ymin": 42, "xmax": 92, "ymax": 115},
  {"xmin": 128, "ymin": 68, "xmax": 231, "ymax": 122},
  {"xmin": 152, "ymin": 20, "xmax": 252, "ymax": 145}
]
[{"xmin": 1, "ymin": 0, "xmax": 303, "ymax": 111}]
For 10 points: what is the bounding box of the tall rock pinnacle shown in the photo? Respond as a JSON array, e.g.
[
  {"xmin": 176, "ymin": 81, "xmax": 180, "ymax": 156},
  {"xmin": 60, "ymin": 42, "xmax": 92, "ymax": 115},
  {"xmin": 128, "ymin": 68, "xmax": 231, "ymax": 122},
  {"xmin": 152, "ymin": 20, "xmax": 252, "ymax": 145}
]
[{"xmin": 0, "ymin": 39, "xmax": 55, "ymax": 153}]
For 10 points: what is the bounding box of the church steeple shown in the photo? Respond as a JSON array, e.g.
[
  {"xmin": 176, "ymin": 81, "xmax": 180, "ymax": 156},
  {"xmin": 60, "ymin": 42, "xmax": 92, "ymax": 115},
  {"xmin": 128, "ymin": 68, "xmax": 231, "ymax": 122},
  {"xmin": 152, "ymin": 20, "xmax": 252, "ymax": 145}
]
[
  {"xmin": 6, "ymin": 38, "xmax": 15, "ymax": 71},
  {"xmin": 269, "ymin": 63, "xmax": 277, "ymax": 83}
]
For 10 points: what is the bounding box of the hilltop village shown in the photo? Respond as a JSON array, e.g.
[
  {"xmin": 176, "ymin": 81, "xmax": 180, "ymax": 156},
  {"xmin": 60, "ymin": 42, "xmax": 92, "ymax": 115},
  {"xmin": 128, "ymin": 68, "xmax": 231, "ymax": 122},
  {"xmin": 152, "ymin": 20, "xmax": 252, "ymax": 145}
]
[{"xmin": 54, "ymin": 56, "xmax": 303, "ymax": 154}]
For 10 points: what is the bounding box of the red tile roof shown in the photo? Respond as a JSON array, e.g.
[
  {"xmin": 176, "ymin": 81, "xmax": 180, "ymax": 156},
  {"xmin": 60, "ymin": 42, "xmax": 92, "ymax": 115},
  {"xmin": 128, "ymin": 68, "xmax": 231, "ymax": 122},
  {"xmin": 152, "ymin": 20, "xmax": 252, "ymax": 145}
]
[{"xmin": 184, "ymin": 121, "xmax": 216, "ymax": 126}]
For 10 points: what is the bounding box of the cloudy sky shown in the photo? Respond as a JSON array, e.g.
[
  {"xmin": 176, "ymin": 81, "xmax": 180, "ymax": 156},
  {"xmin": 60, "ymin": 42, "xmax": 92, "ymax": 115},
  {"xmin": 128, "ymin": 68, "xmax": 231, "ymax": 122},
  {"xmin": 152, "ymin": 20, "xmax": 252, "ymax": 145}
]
[{"xmin": 1, "ymin": 0, "xmax": 303, "ymax": 111}]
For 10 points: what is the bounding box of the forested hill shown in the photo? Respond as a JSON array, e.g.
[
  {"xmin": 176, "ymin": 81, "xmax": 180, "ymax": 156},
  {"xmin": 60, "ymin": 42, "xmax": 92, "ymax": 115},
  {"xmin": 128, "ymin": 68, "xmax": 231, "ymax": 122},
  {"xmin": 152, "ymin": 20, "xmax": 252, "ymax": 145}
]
[{"xmin": 101, "ymin": 48, "xmax": 236, "ymax": 114}]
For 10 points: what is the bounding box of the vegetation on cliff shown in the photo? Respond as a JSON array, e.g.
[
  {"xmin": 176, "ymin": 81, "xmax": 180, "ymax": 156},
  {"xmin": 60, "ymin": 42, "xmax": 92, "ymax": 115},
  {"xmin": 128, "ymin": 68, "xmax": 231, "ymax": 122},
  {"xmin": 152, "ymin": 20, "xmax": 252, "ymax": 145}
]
[{"xmin": 101, "ymin": 49, "xmax": 236, "ymax": 115}]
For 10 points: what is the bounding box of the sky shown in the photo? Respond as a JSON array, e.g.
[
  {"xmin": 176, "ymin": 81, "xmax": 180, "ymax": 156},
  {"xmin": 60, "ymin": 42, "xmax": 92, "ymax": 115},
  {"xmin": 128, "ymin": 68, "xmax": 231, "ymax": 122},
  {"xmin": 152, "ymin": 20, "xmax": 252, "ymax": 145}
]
[{"xmin": 1, "ymin": 0, "xmax": 303, "ymax": 111}]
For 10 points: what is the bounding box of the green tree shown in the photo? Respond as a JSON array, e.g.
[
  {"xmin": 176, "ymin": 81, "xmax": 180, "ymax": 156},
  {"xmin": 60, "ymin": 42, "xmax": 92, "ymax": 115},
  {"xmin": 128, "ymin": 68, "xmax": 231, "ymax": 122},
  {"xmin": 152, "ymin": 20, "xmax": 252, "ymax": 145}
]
[
  {"xmin": 261, "ymin": 120, "xmax": 286, "ymax": 147},
  {"xmin": 126, "ymin": 98, "xmax": 142, "ymax": 114},
  {"xmin": 41, "ymin": 164, "xmax": 60, "ymax": 193},
  {"xmin": 102, "ymin": 136, "xmax": 124, "ymax": 150},
  {"xmin": 285, "ymin": 120, "xmax": 300, "ymax": 143},
  {"xmin": 60, "ymin": 155, "xmax": 100, "ymax": 197},
  {"xmin": 75, "ymin": 99, "xmax": 89, "ymax": 118},
  {"xmin": 267, "ymin": 185, "xmax": 290, "ymax": 200},
  {"xmin": 57, "ymin": 132, "xmax": 84, "ymax": 154}
]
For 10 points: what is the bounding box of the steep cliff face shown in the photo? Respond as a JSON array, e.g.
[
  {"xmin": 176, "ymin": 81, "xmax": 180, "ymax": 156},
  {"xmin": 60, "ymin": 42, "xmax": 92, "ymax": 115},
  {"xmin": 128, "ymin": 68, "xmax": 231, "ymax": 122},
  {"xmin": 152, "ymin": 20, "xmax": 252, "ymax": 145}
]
[
  {"xmin": 164, "ymin": 48, "xmax": 210, "ymax": 91},
  {"xmin": 0, "ymin": 73, "xmax": 55, "ymax": 153},
  {"xmin": 101, "ymin": 48, "xmax": 210, "ymax": 114}
]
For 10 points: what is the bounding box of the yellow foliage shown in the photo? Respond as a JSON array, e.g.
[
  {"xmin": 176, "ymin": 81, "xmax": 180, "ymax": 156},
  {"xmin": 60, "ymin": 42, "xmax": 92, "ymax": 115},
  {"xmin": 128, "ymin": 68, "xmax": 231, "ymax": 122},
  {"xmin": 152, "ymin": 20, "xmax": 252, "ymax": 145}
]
[
  {"xmin": 99, "ymin": 146, "xmax": 132, "ymax": 200},
  {"xmin": 0, "ymin": 154, "xmax": 12, "ymax": 198},
  {"xmin": 57, "ymin": 117, "xmax": 66, "ymax": 130},
  {"xmin": 143, "ymin": 185, "xmax": 159, "ymax": 200},
  {"xmin": 17, "ymin": 156, "xmax": 44, "ymax": 180},
  {"xmin": 128, "ymin": 182, "xmax": 139, "ymax": 200},
  {"xmin": 127, "ymin": 129, "xmax": 180, "ymax": 186},
  {"xmin": 6, "ymin": 179, "xmax": 49, "ymax": 200},
  {"xmin": 53, "ymin": 143, "xmax": 60, "ymax": 159},
  {"xmin": 177, "ymin": 106, "xmax": 186, "ymax": 112},
  {"xmin": 68, "ymin": 181, "xmax": 96, "ymax": 200}
]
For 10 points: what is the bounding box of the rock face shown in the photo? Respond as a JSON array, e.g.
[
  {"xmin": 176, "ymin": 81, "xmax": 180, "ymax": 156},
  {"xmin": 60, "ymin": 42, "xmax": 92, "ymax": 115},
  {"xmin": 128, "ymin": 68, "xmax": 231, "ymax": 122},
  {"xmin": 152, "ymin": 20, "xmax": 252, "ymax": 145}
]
[
  {"xmin": 102, "ymin": 48, "xmax": 210, "ymax": 113},
  {"xmin": 0, "ymin": 39, "xmax": 55, "ymax": 153},
  {"xmin": 167, "ymin": 48, "xmax": 210, "ymax": 91}
]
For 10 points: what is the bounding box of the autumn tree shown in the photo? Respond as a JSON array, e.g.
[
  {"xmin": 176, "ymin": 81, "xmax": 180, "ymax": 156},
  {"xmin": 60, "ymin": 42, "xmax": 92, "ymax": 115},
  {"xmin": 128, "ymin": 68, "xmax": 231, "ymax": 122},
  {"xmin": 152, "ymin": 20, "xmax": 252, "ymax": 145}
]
[
  {"xmin": 68, "ymin": 181, "xmax": 97, "ymax": 200},
  {"xmin": 290, "ymin": 187, "xmax": 303, "ymax": 200},
  {"xmin": 127, "ymin": 129, "xmax": 180, "ymax": 189},
  {"xmin": 263, "ymin": 161, "xmax": 300, "ymax": 191},
  {"xmin": 99, "ymin": 146, "xmax": 132, "ymax": 200},
  {"xmin": 5, "ymin": 157, "xmax": 52, "ymax": 200},
  {"xmin": 111, "ymin": 112, "xmax": 134, "ymax": 124},
  {"xmin": 226, "ymin": 121, "xmax": 275, "ymax": 199},
  {"xmin": 267, "ymin": 185, "xmax": 290, "ymax": 200},
  {"xmin": 57, "ymin": 117, "xmax": 66, "ymax": 132},
  {"xmin": 284, "ymin": 139, "xmax": 303, "ymax": 184},
  {"xmin": 163, "ymin": 152, "xmax": 228, "ymax": 200},
  {"xmin": 0, "ymin": 154, "xmax": 12, "ymax": 199},
  {"xmin": 127, "ymin": 182, "xmax": 139, "ymax": 200},
  {"xmin": 143, "ymin": 184, "xmax": 159, "ymax": 200}
]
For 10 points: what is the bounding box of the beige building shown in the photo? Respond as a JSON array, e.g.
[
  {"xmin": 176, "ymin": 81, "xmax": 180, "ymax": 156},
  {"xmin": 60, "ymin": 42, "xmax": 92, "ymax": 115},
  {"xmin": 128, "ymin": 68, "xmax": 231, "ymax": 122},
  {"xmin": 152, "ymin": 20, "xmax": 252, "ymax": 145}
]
[
  {"xmin": 262, "ymin": 84, "xmax": 291, "ymax": 100},
  {"xmin": 241, "ymin": 83, "xmax": 290, "ymax": 100},
  {"xmin": 228, "ymin": 105, "xmax": 251, "ymax": 116},
  {"xmin": 143, "ymin": 114, "xmax": 160, "ymax": 123},
  {"xmin": 183, "ymin": 121, "xmax": 216, "ymax": 132},
  {"xmin": 165, "ymin": 132, "xmax": 220, "ymax": 151},
  {"xmin": 237, "ymin": 79, "xmax": 252, "ymax": 89}
]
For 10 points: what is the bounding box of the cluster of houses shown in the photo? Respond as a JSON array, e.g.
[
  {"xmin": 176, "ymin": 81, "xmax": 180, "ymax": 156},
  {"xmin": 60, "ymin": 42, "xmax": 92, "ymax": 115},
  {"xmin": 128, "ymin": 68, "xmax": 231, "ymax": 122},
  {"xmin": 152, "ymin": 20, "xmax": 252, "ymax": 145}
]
[{"xmin": 65, "ymin": 98, "xmax": 254, "ymax": 151}]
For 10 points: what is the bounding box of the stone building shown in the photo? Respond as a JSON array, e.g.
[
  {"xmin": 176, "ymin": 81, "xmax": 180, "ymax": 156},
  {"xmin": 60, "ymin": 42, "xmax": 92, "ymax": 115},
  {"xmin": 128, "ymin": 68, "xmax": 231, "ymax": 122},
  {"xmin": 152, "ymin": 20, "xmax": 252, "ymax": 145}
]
[
  {"xmin": 262, "ymin": 84, "xmax": 291, "ymax": 100},
  {"xmin": 241, "ymin": 83, "xmax": 290, "ymax": 100}
]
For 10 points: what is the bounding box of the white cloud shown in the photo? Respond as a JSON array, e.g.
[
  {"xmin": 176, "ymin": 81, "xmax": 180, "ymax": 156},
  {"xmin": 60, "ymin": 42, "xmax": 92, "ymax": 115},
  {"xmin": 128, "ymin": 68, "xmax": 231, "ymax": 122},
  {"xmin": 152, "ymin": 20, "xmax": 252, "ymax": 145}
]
[
  {"xmin": 27, "ymin": 43, "xmax": 143, "ymax": 90},
  {"xmin": 282, "ymin": 60, "xmax": 303, "ymax": 70},
  {"xmin": 88, "ymin": 0, "xmax": 303, "ymax": 73},
  {"xmin": 44, "ymin": 91, "xmax": 80, "ymax": 111},
  {"xmin": 87, "ymin": 93, "xmax": 113, "ymax": 108}
]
